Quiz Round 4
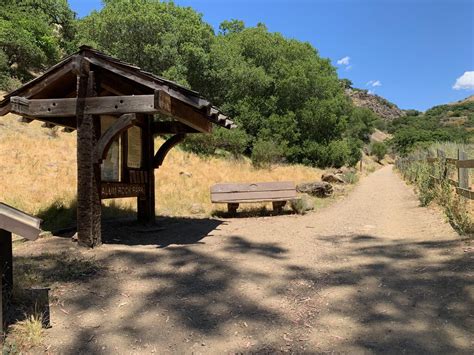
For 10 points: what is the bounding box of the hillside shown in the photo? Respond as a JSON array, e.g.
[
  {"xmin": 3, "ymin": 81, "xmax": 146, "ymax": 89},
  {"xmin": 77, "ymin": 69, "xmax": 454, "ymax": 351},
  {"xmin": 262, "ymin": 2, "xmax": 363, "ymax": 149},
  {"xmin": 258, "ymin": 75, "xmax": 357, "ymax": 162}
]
[
  {"xmin": 388, "ymin": 96, "xmax": 474, "ymax": 154},
  {"xmin": 346, "ymin": 88, "xmax": 405, "ymax": 121}
]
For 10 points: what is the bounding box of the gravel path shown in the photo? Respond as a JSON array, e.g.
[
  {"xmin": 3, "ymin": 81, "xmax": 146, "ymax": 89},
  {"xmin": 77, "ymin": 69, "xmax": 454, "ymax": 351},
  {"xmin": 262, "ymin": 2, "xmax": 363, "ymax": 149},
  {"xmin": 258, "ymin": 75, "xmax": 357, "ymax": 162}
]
[{"xmin": 20, "ymin": 165, "xmax": 473, "ymax": 353}]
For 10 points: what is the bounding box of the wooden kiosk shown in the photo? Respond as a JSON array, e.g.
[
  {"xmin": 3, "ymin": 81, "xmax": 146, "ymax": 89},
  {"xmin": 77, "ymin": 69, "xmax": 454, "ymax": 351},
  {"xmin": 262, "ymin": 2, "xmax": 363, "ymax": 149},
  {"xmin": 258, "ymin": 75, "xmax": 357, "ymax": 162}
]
[{"xmin": 0, "ymin": 46, "xmax": 234, "ymax": 248}]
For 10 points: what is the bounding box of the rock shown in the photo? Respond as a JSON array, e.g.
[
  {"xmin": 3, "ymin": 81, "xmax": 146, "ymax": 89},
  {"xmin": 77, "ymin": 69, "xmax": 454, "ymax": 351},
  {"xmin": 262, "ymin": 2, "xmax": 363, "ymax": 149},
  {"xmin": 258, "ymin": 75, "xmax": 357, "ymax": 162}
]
[
  {"xmin": 291, "ymin": 194, "xmax": 314, "ymax": 214},
  {"xmin": 180, "ymin": 171, "xmax": 192, "ymax": 178},
  {"xmin": 71, "ymin": 233, "xmax": 78, "ymax": 242},
  {"xmin": 190, "ymin": 203, "xmax": 205, "ymax": 214},
  {"xmin": 322, "ymin": 173, "xmax": 345, "ymax": 184},
  {"xmin": 296, "ymin": 181, "xmax": 333, "ymax": 197}
]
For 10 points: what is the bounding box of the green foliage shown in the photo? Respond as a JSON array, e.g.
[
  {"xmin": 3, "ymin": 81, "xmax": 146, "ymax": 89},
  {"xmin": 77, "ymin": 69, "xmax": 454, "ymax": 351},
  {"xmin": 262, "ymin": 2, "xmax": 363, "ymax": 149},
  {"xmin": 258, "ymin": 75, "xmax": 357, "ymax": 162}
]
[
  {"xmin": 76, "ymin": 0, "xmax": 214, "ymax": 88},
  {"xmin": 0, "ymin": 0, "xmax": 75, "ymax": 86},
  {"xmin": 251, "ymin": 140, "xmax": 284, "ymax": 169},
  {"xmin": 182, "ymin": 127, "xmax": 249, "ymax": 157},
  {"xmin": 389, "ymin": 101, "xmax": 473, "ymax": 155},
  {"xmin": 371, "ymin": 142, "xmax": 388, "ymax": 161}
]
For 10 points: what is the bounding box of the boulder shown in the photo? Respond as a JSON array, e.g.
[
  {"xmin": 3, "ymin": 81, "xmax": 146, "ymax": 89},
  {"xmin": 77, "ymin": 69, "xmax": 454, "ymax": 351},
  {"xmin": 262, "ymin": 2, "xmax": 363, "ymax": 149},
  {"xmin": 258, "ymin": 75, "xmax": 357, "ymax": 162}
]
[
  {"xmin": 321, "ymin": 173, "xmax": 345, "ymax": 184},
  {"xmin": 291, "ymin": 194, "xmax": 314, "ymax": 214},
  {"xmin": 296, "ymin": 181, "xmax": 333, "ymax": 197}
]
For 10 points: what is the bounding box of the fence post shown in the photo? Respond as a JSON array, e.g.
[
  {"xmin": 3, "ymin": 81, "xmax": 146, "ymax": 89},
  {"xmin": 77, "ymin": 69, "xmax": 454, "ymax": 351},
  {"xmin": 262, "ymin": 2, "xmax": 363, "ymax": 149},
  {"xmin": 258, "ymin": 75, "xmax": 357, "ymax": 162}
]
[
  {"xmin": 437, "ymin": 149, "xmax": 447, "ymax": 180},
  {"xmin": 458, "ymin": 149, "xmax": 469, "ymax": 189}
]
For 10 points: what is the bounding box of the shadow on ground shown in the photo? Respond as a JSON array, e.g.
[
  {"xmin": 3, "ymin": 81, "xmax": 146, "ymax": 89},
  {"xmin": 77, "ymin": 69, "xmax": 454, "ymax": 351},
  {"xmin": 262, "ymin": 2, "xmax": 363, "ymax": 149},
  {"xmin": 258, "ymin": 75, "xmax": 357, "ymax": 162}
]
[{"xmin": 11, "ymin": 231, "xmax": 473, "ymax": 353}]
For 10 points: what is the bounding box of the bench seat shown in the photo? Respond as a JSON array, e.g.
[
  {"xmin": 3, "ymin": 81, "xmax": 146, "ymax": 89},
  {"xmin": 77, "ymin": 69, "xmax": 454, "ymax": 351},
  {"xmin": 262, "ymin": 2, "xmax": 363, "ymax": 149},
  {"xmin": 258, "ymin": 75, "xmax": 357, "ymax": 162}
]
[{"xmin": 210, "ymin": 181, "xmax": 299, "ymax": 213}]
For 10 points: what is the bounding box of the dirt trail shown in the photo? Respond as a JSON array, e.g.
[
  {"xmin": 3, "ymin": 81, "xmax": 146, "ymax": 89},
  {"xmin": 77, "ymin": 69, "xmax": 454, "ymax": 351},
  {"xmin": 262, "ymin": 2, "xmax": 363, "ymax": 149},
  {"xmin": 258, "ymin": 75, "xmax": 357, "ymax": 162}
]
[{"xmin": 17, "ymin": 166, "xmax": 473, "ymax": 353}]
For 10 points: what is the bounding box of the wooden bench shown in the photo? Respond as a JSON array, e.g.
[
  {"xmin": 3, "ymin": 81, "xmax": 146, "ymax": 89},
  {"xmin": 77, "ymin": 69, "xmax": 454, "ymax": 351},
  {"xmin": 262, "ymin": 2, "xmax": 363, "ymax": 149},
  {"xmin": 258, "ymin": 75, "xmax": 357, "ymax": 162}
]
[{"xmin": 210, "ymin": 181, "xmax": 299, "ymax": 214}]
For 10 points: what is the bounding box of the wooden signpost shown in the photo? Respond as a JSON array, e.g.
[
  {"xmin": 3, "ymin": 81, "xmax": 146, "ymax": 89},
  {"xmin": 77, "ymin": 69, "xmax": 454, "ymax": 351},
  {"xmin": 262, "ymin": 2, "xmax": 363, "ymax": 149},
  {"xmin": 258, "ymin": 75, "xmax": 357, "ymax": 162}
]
[{"xmin": 0, "ymin": 203, "xmax": 42, "ymax": 334}]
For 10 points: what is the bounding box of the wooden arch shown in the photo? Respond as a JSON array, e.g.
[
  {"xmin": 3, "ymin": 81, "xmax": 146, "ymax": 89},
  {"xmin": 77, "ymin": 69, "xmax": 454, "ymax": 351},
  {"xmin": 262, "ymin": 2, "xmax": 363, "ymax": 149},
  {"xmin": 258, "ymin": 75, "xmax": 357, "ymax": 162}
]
[
  {"xmin": 95, "ymin": 113, "xmax": 137, "ymax": 163},
  {"xmin": 153, "ymin": 134, "xmax": 186, "ymax": 169}
]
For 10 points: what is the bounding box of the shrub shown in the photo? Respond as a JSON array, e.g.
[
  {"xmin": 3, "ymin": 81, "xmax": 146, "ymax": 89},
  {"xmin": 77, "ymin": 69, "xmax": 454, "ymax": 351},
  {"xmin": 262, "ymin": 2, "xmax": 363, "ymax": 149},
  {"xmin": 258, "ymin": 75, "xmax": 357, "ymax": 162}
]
[
  {"xmin": 371, "ymin": 142, "xmax": 388, "ymax": 161},
  {"xmin": 251, "ymin": 140, "xmax": 284, "ymax": 168}
]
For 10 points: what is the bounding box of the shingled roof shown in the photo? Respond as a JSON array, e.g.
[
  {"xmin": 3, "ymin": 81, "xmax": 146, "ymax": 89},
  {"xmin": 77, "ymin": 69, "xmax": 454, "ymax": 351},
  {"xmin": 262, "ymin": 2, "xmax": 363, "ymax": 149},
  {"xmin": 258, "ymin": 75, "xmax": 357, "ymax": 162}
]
[{"xmin": 0, "ymin": 46, "xmax": 235, "ymax": 129}]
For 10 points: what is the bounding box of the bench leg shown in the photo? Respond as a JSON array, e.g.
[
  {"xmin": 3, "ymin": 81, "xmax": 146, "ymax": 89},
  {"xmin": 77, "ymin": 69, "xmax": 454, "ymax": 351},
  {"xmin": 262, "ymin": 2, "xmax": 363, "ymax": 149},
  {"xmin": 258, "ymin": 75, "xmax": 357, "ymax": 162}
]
[
  {"xmin": 272, "ymin": 201, "xmax": 286, "ymax": 213},
  {"xmin": 228, "ymin": 203, "xmax": 239, "ymax": 214}
]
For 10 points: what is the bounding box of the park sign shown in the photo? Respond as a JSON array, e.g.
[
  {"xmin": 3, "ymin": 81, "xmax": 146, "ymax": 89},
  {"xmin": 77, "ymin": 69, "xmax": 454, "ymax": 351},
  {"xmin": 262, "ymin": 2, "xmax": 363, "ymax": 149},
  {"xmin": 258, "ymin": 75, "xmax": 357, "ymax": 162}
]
[{"xmin": 0, "ymin": 46, "xmax": 235, "ymax": 248}]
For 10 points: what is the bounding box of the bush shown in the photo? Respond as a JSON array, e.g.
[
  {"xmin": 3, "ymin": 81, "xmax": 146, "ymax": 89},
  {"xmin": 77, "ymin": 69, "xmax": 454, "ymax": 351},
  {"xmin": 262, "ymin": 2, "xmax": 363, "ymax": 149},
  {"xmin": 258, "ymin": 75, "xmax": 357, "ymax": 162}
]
[
  {"xmin": 181, "ymin": 128, "xmax": 249, "ymax": 157},
  {"xmin": 251, "ymin": 140, "xmax": 284, "ymax": 168},
  {"xmin": 371, "ymin": 142, "xmax": 388, "ymax": 161}
]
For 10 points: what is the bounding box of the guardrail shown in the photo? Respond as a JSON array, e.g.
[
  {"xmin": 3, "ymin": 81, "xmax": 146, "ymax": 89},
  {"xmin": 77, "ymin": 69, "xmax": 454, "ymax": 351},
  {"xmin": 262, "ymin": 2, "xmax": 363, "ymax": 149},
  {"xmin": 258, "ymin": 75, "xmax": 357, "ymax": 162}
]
[{"xmin": 397, "ymin": 149, "xmax": 473, "ymax": 200}]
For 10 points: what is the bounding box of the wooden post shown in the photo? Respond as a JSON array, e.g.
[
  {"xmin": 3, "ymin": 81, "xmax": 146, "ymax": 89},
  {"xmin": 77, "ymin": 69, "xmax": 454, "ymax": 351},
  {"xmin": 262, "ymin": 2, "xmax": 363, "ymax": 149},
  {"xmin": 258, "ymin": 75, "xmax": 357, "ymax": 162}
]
[
  {"xmin": 437, "ymin": 149, "xmax": 447, "ymax": 180},
  {"xmin": 137, "ymin": 115, "xmax": 155, "ymax": 224},
  {"xmin": 458, "ymin": 149, "xmax": 469, "ymax": 189},
  {"xmin": 76, "ymin": 63, "xmax": 102, "ymax": 247},
  {"xmin": 0, "ymin": 229, "xmax": 13, "ymax": 333}
]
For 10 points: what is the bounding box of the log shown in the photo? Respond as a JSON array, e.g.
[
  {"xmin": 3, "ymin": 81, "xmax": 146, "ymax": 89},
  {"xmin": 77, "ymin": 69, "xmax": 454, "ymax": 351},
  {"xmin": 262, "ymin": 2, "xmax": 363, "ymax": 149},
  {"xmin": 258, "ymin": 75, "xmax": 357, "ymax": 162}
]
[{"xmin": 296, "ymin": 181, "xmax": 333, "ymax": 197}]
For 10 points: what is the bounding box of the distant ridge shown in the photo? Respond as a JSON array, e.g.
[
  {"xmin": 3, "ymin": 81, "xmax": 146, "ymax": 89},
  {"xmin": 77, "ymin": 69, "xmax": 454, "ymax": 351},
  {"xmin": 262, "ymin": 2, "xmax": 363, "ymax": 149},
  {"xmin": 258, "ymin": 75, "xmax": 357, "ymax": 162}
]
[{"xmin": 346, "ymin": 88, "xmax": 405, "ymax": 121}]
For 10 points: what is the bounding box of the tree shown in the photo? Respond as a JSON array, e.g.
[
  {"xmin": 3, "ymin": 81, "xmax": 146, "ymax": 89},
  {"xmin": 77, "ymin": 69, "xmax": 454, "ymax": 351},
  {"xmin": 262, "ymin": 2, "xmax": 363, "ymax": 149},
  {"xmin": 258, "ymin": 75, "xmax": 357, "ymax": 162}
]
[
  {"xmin": 0, "ymin": 0, "xmax": 76, "ymax": 87},
  {"xmin": 76, "ymin": 0, "xmax": 214, "ymax": 88},
  {"xmin": 371, "ymin": 142, "xmax": 388, "ymax": 162}
]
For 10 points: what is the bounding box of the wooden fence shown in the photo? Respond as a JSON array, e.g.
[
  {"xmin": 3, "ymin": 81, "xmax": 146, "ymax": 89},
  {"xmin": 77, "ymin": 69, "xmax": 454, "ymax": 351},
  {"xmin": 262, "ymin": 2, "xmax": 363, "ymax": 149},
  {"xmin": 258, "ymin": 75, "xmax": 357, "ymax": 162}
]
[{"xmin": 397, "ymin": 149, "xmax": 474, "ymax": 200}]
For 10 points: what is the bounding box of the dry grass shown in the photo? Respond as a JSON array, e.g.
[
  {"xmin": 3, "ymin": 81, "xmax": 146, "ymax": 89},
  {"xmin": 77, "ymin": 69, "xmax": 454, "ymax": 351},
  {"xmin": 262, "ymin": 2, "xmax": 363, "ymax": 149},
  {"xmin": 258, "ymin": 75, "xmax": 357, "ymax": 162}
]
[
  {"xmin": 2, "ymin": 315, "xmax": 44, "ymax": 353},
  {"xmin": 0, "ymin": 112, "xmax": 327, "ymax": 224}
]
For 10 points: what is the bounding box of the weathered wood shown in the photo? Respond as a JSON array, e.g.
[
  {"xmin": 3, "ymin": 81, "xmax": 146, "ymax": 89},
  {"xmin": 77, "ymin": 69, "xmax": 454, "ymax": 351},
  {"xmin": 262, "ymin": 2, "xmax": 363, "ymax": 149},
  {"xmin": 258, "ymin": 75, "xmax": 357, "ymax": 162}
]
[
  {"xmin": 456, "ymin": 187, "xmax": 474, "ymax": 199},
  {"xmin": 458, "ymin": 150, "xmax": 469, "ymax": 189},
  {"xmin": 95, "ymin": 113, "xmax": 137, "ymax": 163},
  {"xmin": 155, "ymin": 90, "xmax": 212, "ymax": 133},
  {"xmin": 457, "ymin": 159, "xmax": 474, "ymax": 169},
  {"xmin": 153, "ymin": 134, "xmax": 186, "ymax": 169},
  {"xmin": 437, "ymin": 149, "xmax": 448, "ymax": 179},
  {"xmin": 152, "ymin": 121, "xmax": 199, "ymax": 134},
  {"xmin": 101, "ymin": 182, "xmax": 146, "ymax": 199},
  {"xmin": 211, "ymin": 181, "xmax": 298, "ymax": 204},
  {"xmin": 10, "ymin": 95, "xmax": 157, "ymax": 117},
  {"xmin": 211, "ymin": 181, "xmax": 295, "ymax": 194},
  {"xmin": 137, "ymin": 115, "xmax": 155, "ymax": 224},
  {"xmin": 0, "ymin": 229, "xmax": 13, "ymax": 334},
  {"xmin": 18, "ymin": 116, "xmax": 33, "ymax": 124},
  {"xmin": 211, "ymin": 190, "xmax": 297, "ymax": 203},
  {"xmin": 10, "ymin": 91, "xmax": 212, "ymax": 133},
  {"xmin": 41, "ymin": 122, "xmax": 56, "ymax": 129},
  {"xmin": 76, "ymin": 67, "xmax": 102, "ymax": 248}
]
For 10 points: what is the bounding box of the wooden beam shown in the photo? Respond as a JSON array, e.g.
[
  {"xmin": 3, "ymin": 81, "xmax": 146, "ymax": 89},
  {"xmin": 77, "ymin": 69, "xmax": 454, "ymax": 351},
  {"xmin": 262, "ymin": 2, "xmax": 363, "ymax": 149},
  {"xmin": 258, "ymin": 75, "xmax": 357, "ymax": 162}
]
[
  {"xmin": 154, "ymin": 90, "xmax": 212, "ymax": 133},
  {"xmin": 457, "ymin": 159, "xmax": 474, "ymax": 169},
  {"xmin": 153, "ymin": 134, "xmax": 186, "ymax": 169},
  {"xmin": 10, "ymin": 95, "xmax": 158, "ymax": 117},
  {"xmin": 41, "ymin": 122, "xmax": 56, "ymax": 129},
  {"xmin": 10, "ymin": 91, "xmax": 213, "ymax": 133},
  {"xmin": 152, "ymin": 121, "xmax": 199, "ymax": 134},
  {"xmin": 95, "ymin": 113, "xmax": 137, "ymax": 163}
]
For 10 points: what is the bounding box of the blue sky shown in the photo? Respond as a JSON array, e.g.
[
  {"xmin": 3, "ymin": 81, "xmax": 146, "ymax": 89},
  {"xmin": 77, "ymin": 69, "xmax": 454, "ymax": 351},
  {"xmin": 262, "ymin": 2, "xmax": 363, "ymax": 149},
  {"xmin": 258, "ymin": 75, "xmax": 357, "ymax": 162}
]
[{"xmin": 69, "ymin": 0, "xmax": 474, "ymax": 111}]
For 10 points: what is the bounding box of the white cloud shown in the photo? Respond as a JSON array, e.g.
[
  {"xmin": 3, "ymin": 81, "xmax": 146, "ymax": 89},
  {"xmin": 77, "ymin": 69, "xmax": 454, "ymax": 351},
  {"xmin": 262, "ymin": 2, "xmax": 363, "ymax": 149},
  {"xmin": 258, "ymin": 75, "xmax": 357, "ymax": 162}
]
[
  {"xmin": 366, "ymin": 80, "xmax": 382, "ymax": 87},
  {"xmin": 337, "ymin": 56, "xmax": 350, "ymax": 66},
  {"xmin": 345, "ymin": 65, "xmax": 353, "ymax": 71},
  {"xmin": 453, "ymin": 71, "xmax": 474, "ymax": 90}
]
